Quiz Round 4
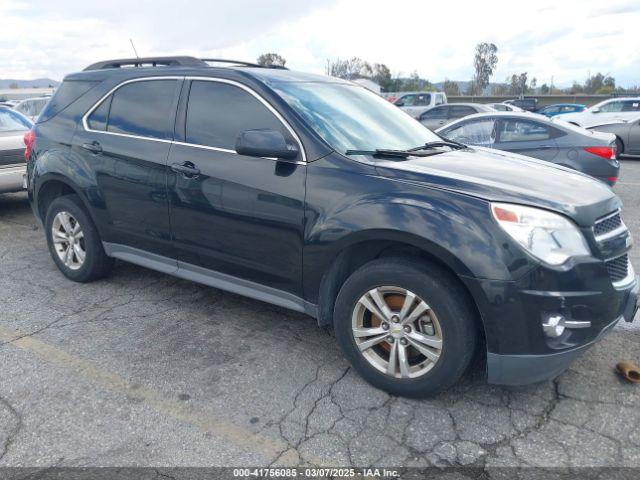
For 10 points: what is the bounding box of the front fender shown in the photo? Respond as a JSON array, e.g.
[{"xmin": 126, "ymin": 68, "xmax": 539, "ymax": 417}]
[{"xmin": 303, "ymin": 154, "xmax": 539, "ymax": 303}]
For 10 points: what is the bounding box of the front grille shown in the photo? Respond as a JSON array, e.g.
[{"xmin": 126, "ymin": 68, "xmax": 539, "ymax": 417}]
[
  {"xmin": 605, "ymin": 254, "xmax": 629, "ymax": 283},
  {"xmin": 594, "ymin": 211, "xmax": 623, "ymax": 238}
]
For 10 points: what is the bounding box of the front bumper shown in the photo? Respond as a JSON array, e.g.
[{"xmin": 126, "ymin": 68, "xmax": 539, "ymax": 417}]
[{"xmin": 462, "ymin": 264, "xmax": 638, "ymax": 386}]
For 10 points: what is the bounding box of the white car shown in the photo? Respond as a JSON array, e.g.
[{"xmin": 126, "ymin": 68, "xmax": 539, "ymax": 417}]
[
  {"xmin": 393, "ymin": 91, "xmax": 447, "ymax": 118},
  {"xmin": 561, "ymin": 97, "xmax": 640, "ymax": 127},
  {"xmin": 0, "ymin": 107, "xmax": 32, "ymax": 194},
  {"xmin": 13, "ymin": 96, "xmax": 50, "ymax": 121}
]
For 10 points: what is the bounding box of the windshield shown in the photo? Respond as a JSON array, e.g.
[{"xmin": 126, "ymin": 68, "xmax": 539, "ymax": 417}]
[
  {"xmin": 0, "ymin": 108, "xmax": 32, "ymax": 132},
  {"xmin": 271, "ymin": 82, "xmax": 440, "ymax": 154}
]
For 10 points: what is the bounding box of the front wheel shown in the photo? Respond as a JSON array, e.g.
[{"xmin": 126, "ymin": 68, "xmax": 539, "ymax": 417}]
[{"xmin": 333, "ymin": 258, "xmax": 478, "ymax": 397}]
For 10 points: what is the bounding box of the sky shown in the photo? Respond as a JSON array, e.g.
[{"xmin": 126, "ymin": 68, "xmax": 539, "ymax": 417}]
[{"xmin": 1, "ymin": 0, "xmax": 639, "ymax": 88}]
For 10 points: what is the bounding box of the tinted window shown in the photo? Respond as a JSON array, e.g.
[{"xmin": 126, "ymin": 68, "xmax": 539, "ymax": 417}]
[
  {"xmin": 414, "ymin": 94, "xmax": 431, "ymax": 106},
  {"xmin": 421, "ymin": 106, "xmax": 448, "ymax": 119},
  {"xmin": 498, "ymin": 119, "xmax": 550, "ymax": 142},
  {"xmin": 106, "ymin": 80, "xmax": 177, "ymax": 139},
  {"xmin": 622, "ymin": 100, "xmax": 640, "ymax": 112},
  {"xmin": 186, "ymin": 81, "xmax": 288, "ymax": 151},
  {"xmin": 450, "ymin": 105, "xmax": 476, "ymax": 118},
  {"xmin": 443, "ymin": 119, "xmax": 496, "ymax": 146},
  {"xmin": 39, "ymin": 80, "xmax": 98, "ymax": 123},
  {"xmin": 87, "ymin": 95, "xmax": 112, "ymax": 131}
]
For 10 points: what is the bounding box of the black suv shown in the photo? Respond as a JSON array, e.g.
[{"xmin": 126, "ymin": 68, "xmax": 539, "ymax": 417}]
[{"xmin": 26, "ymin": 57, "xmax": 638, "ymax": 397}]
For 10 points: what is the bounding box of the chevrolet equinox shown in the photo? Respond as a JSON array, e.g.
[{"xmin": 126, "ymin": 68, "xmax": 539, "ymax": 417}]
[{"xmin": 26, "ymin": 57, "xmax": 638, "ymax": 397}]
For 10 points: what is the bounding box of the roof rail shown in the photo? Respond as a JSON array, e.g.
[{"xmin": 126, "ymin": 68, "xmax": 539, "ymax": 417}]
[
  {"xmin": 83, "ymin": 56, "xmax": 208, "ymax": 71},
  {"xmin": 201, "ymin": 58, "xmax": 288, "ymax": 70}
]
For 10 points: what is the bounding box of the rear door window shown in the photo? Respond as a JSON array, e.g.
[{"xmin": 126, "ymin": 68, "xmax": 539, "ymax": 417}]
[
  {"xmin": 449, "ymin": 105, "xmax": 477, "ymax": 118},
  {"xmin": 414, "ymin": 94, "xmax": 431, "ymax": 106},
  {"xmin": 622, "ymin": 100, "xmax": 640, "ymax": 112},
  {"xmin": 421, "ymin": 106, "xmax": 448, "ymax": 119},
  {"xmin": 87, "ymin": 79, "xmax": 179, "ymax": 140},
  {"xmin": 185, "ymin": 80, "xmax": 291, "ymax": 151},
  {"xmin": 498, "ymin": 119, "xmax": 551, "ymax": 142}
]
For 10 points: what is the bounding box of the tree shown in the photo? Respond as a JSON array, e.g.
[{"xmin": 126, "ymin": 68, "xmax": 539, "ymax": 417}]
[
  {"xmin": 326, "ymin": 57, "xmax": 372, "ymax": 80},
  {"xmin": 371, "ymin": 63, "xmax": 393, "ymax": 91},
  {"xmin": 508, "ymin": 73, "xmax": 528, "ymax": 96},
  {"xmin": 539, "ymin": 83, "xmax": 550, "ymax": 94},
  {"xmin": 8, "ymin": 82, "xmax": 18, "ymax": 89},
  {"xmin": 472, "ymin": 42, "xmax": 498, "ymax": 95},
  {"xmin": 530, "ymin": 77, "xmax": 537, "ymax": 92},
  {"xmin": 443, "ymin": 79, "xmax": 460, "ymax": 96},
  {"xmin": 256, "ymin": 53, "xmax": 286, "ymax": 67}
]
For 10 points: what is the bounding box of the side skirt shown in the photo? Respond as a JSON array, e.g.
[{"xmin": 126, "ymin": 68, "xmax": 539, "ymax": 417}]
[{"xmin": 103, "ymin": 242, "xmax": 318, "ymax": 318}]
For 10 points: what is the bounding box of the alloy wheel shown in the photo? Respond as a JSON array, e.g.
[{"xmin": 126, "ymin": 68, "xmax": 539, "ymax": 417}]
[
  {"xmin": 51, "ymin": 211, "xmax": 86, "ymax": 270},
  {"xmin": 352, "ymin": 286, "xmax": 443, "ymax": 379}
]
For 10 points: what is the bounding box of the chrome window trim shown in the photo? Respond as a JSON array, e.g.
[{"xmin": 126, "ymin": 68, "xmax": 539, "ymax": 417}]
[
  {"xmin": 81, "ymin": 75, "xmax": 307, "ymax": 164},
  {"xmin": 81, "ymin": 76, "xmax": 182, "ymax": 142}
]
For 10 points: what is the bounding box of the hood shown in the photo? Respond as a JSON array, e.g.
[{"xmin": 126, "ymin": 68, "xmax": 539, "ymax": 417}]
[{"xmin": 373, "ymin": 147, "xmax": 619, "ymax": 227}]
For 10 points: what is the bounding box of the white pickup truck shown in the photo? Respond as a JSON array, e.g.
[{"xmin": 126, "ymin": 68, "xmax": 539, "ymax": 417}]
[{"xmin": 393, "ymin": 91, "xmax": 447, "ymax": 119}]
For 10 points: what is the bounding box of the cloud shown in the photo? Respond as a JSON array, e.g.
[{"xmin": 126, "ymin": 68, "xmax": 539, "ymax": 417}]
[{"xmin": 1, "ymin": 0, "xmax": 639, "ymax": 88}]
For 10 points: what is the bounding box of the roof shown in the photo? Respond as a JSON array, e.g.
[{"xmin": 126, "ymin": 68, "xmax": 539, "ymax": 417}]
[{"xmin": 66, "ymin": 56, "xmax": 346, "ymax": 86}]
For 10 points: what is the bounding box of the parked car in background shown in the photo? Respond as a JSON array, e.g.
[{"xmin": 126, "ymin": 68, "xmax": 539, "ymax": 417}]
[
  {"xmin": 26, "ymin": 56, "xmax": 638, "ymax": 397},
  {"xmin": 588, "ymin": 116, "xmax": 640, "ymax": 157},
  {"xmin": 0, "ymin": 100, "xmax": 20, "ymax": 108},
  {"xmin": 488, "ymin": 103, "xmax": 524, "ymax": 112},
  {"xmin": 13, "ymin": 97, "xmax": 50, "ymax": 120},
  {"xmin": 0, "ymin": 106, "xmax": 32, "ymax": 194},
  {"xmin": 561, "ymin": 98, "xmax": 640, "ymax": 127},
  {"xmin": 537, "ymin": 104, "xmax": 585, "ymax": 117},
  {"xmin": 504, "ymin": 98, "xmax": 538, "ymax": 112},
  {"xmin": 418, "ymin": 103, "xmax": 495, "ymax": 130},
  {"xmin": 394, "ymin": 91, "xmax": 447, "ymax": 118},
  {"xmin": 437, "ymin": 112, "xmax": 619, "ymax": 185}
]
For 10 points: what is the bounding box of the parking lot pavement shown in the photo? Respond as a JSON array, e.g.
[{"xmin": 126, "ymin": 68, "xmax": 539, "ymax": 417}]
[{"xmin": 1, "ymin": 162, "xmax": 640, "ymax": 470}]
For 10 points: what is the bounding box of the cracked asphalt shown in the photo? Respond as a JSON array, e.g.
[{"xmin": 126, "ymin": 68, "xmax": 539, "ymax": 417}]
[{"xmin": 0, "ymin": 161, "xmax": 639, "ymax": 470}]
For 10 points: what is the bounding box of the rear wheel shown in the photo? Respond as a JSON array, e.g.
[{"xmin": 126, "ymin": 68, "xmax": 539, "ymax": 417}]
[
  {"xmin": 333, "ymin": 258, "xmax": 477, "ymax": 397},
  {"xmin": 45, "ymin": 195, "xmax": 113, "ymax": 282}
]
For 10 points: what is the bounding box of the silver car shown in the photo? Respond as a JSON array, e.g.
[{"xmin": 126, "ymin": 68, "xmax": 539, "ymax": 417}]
[
  {"xmin": 587, "ymin": 116, "xmax": 640, "ymax": 158},
  {"xmin": 436, "ymin": 111, "xmax": 620, "ymax": 185},
  {"xmin": 13, "ymin": 96, "xmax": 50, "ymax": 121},
  {"xmin": 418, "ymin": 103, "xmax": 495, "ymax": 130},
  {"xmin": 0, "ymin": 107, "xmax": 32, "ymax": 194}
]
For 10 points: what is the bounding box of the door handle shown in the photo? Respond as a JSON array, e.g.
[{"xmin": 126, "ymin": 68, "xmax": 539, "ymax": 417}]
[
  {"xmin": 171, "ymin": 162, "xmax": 200, "ymax": 178},
  {"xmin": 81, "ymin": 141, "xmax": 102, "ymax": 154},
  {"xmin": 538, "ymin": 145, "xmax": 554, "ymax": 149}
]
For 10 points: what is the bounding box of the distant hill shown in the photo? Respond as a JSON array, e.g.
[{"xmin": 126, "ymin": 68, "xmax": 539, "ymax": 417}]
[{"xmin": 0, "ymin": 78, "xmax": 60, "ymax": 89}]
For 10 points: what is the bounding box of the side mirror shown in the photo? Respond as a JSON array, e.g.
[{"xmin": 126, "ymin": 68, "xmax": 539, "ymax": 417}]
[
  {"xmin": 592, "ymin": 108, "xmax": 600, "ymax": 113},
  {"xmin": 235, "ymin": 129, "xmax": 299, "ymax": 160},
  {"xmin": 395, "ymin": 101, "xmax": 404, "ymax": 107}
]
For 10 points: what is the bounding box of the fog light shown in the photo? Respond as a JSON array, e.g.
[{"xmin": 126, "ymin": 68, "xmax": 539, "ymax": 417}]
[{"xmin": 542, "ymin": 314, "xmax": 566, "ymax": 338}]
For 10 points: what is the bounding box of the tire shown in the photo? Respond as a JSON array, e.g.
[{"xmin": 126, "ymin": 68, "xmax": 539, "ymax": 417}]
[
  {"xmin": 616, "ymin": 137, "xmax": 624, "ymax": 158},
  {"xmin": 45, "ymin": 194, "xmax": 114, "ymax": 282},
  {"xmin": 333, "ymin": 257, "xmax": 477, "ymax": 397}
]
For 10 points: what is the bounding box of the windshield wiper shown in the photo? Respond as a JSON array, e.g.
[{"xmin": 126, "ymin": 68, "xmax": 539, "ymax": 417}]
[
  {"xmin": 407, "ymin": 140, "xmax": 468, "ymax": 152},
  {"xmin": 344, "ymin": 148, "xmax": 446, "ymax": 158}
]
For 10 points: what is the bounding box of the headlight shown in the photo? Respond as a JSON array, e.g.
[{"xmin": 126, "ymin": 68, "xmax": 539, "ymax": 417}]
[{"xmin": 491, "ymin": 203, "xmax": 590, "ymax": 265}]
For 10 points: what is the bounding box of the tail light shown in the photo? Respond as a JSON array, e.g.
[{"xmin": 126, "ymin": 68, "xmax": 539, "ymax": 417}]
[
  {"xmin": 584, "ymin": 146, "xmax": 616, "ymax": 160},
  {"xmin": 608, "ymin": 176, "xmax": 618, "ymax": 186},
  {"xmin": 24, "ymin": 128, "xmax": 35, "ymax": 161}
]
